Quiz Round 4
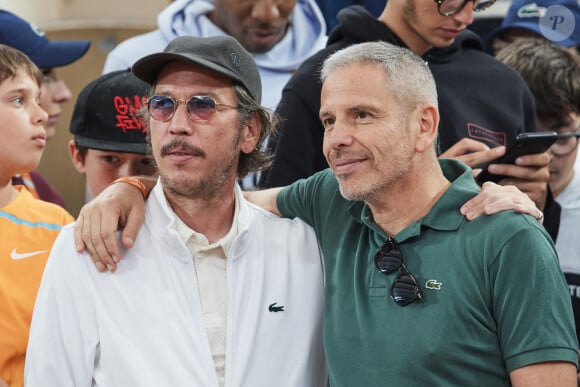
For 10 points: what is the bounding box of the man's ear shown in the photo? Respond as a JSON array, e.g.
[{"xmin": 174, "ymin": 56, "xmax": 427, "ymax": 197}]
[
  {"xmin": 68, "ymin": 139, "xmax": 86, "ymax": 174},
  {"xmin": 240, "ymin": 113, "xmax": 261, "ymax": 154},
  {"xmin": 414, "ymin": 103, "xmax": 439, "ymax": 153}
]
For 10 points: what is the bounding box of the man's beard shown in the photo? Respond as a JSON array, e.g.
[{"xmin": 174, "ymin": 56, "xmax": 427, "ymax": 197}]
[{"xmin": 159, "ymin": 130, "xmax": 240, "ymax": 203}]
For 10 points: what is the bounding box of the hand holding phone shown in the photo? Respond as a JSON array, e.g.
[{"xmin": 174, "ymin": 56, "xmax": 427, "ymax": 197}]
[{"xmin": 476, "ymin": 132, "xmax": 557, "ymax": 185}]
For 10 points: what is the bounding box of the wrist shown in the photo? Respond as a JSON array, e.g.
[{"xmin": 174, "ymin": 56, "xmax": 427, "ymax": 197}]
[{"xmin": 111, "ymin": 177, "xmax": 150, "ymax": 199}]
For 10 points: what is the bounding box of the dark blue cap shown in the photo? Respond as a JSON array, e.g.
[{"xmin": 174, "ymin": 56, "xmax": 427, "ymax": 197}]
[{"xmin": 0, "ymin": 10, "xmax": 90, "ymax": 68}]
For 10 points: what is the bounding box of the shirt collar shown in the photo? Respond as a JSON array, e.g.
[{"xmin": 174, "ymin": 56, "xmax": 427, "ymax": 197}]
[
  {"xmin": 348, "ymin": 159, "xmax": 479, "ymax": 242},
  {"xmin": 172, "ymin": 187, "xmax": 241, "ymax": 259}
]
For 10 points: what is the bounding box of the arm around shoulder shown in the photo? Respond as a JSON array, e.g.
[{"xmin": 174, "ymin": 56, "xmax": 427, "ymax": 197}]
[
  {"xmin": 74, "ymin": 176, "xmax": 153, "ymax": 272},
  {"xmin": 244, "ymin": 187, "xmax": 284, "ymax": 217}
]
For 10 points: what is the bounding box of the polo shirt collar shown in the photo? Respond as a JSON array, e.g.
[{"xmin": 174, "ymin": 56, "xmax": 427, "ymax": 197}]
[{"xmin": 348, "ymin": 159, "xmax": 480, "ymax": 242}]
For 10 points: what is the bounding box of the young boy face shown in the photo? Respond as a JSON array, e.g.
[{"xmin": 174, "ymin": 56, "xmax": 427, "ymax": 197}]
[
  {"xmin": 540, "ymin": 113, "xmax": 580, "ymax": 197},
  {"xmin": 69, "ymin": 144, "xmax": 156, "ymax": 200},
  {"xmin": 40, "ymin": 68, "xmax": 72, "ymax": 140},
  {"xmin": 0, "ymin": 71, "xmax": 47, "ymax": 180}
]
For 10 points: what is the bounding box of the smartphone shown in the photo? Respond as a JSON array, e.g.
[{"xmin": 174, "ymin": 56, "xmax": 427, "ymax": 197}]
[{"xmin": 476, "ymin": 131, "xmax": 557, "ymax": 185}]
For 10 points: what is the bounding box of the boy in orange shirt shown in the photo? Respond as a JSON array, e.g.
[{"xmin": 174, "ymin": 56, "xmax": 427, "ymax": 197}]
[{"xmin": 0, "ymin": 44, "xmax": 73, "ymax": 387}]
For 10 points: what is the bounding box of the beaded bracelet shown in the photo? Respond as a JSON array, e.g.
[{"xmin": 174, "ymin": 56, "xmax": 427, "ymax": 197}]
[{"xmin": 111, "ymin": 177, "xmax": 150, "ymax": 199}]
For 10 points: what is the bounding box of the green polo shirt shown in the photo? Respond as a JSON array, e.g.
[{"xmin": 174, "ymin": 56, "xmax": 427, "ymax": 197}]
[{"xmin": 278, "ymin": 159, "xmax": 578, "ymax": 386}]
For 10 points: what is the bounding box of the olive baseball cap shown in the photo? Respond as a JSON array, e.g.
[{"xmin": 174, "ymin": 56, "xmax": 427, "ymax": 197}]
[{"xmin": 132, "ymin": 35, "xmax": 262, "ymax": 104}]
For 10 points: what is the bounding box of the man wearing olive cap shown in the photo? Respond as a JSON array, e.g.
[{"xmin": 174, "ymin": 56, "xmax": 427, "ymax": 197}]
[{"xmin": 25, "ymin": 35, "xmax": 326, "ymax": 387}]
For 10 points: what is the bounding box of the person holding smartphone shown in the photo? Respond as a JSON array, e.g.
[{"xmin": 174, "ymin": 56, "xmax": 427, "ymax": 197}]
[
  {"xmin": 259, "ymin": 0, "xmax": 556, "ymax": 239},
  {"xmin": 67, "ymin": 40, "xmax": 577, "ymax": 386},
  {"xmin": 475, "ymin": 132, "xmax": 558, "ymax": 185},
  {"xmin": 497, "ymin": 38, "xmax": 580, "ymax": 382}
]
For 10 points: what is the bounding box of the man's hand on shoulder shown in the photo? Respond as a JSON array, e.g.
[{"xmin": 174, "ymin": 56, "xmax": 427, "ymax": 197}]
[
  {"xmin": 74, "ymin": 178, "xmax": 151, "ymax": 272},
  {"xmin": 442, "ymin": 138, "xmax": 550, "ymax": 212},
  {"xmin": 460, "ymin": 182, "xmax": 544, "ymax": 222}
]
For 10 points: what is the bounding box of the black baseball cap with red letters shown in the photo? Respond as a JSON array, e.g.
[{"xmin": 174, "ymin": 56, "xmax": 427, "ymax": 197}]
[{"xmin": 70, "ymin": 70, "xmax": 149, "ymax": 154}]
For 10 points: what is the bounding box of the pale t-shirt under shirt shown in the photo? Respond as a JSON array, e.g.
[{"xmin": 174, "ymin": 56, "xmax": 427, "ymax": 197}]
[
  {"xmin": 555, "ymin": 171, "xmax": 580, "ymax": 274},
  {"xmin": 174, "ymin": 196, "xmax": 240, "ymax": 387}
]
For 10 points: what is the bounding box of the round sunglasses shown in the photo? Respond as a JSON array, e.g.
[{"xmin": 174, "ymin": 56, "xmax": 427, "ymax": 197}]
[{"xmin": 146, "ymin": 95, "xmax": 237, "ymax": 122}]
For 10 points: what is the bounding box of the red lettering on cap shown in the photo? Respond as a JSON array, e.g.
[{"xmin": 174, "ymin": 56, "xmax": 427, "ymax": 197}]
[{"xmin": 114, "ymin": 95, "xmax": 146, "ymax": 134}]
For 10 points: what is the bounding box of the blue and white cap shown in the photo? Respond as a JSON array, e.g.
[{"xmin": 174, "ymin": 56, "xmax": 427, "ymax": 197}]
[{"xmin": 489, "ymin": 0, "xmax": 580, "ymax": 48}]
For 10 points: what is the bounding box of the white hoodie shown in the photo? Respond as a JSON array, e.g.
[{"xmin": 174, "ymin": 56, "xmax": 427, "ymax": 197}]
[{"xmin": 103, "ymin": 0, "xmax": 327, "ymax": 111}]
